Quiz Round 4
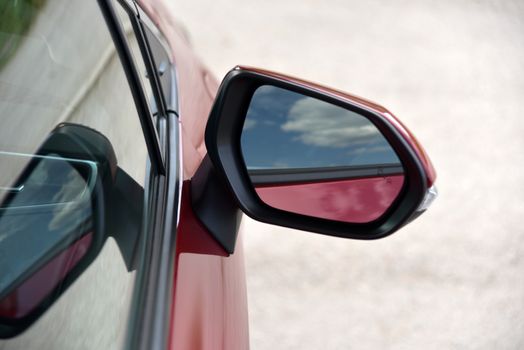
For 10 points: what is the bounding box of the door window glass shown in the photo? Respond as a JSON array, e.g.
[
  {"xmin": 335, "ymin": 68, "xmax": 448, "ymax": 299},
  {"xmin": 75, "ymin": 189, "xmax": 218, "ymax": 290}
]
[{"xmin": 0, "ymin": 0, "xmax": 154, "ymax": 347}]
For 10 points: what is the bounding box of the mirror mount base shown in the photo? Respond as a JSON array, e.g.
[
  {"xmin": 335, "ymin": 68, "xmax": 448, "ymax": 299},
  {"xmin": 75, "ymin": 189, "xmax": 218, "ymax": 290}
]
[{"xmin": 191, "ymin": 155, "xmax": 242, "ymax": 254}]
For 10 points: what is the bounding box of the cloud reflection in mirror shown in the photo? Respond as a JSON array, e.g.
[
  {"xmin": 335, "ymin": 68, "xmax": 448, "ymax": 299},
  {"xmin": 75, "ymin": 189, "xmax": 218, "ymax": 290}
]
[{"xmin": 241, "ymin": 85, "xmax": 400, "ymax": 170}]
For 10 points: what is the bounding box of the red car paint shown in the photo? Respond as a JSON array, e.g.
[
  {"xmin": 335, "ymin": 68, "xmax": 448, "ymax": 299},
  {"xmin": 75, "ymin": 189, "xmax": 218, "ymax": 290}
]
[
  {"xmin": 170, "ymin": 183, "xmax": 249, "ymax": 349},
  {"xmin": 255, "ymin": 175, "xmax": 404, "ymax": 223},
  {"xmin": 0, "ymin": 233, "xmax": 93, "ymax": 319}
]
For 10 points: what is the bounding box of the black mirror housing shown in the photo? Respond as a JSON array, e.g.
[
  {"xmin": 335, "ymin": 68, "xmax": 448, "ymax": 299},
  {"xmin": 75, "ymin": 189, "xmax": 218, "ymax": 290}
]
[{"xmin": 193, "ymin": 66, "xmax": 437, "ymax": 254}]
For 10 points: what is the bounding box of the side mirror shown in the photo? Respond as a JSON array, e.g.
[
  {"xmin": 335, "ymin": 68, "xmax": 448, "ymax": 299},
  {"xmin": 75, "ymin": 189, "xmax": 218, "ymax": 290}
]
[
  {"xmin": 0, "ymin": 123, "xmax": 141, "ymax": 338},
  {"xmin": 194, "ymin": 66, "xmax": 437, "ymax": 252}
]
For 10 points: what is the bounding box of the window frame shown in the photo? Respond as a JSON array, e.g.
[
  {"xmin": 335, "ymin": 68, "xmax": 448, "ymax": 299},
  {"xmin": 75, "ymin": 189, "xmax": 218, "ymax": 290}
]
[
  {"xmin": 97, "ymin": 1, "xmax": 181, "ymax": 350},
  {"xmin": 97, "ymin": 0, "xmax": 165, "ymax": 175}
]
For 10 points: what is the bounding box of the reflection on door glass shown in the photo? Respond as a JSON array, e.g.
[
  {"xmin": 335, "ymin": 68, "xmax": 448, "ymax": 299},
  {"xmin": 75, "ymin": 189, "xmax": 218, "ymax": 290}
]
[
  {"xmin": 0, "ymin": 0, "xmax": 150, "ymax": 345},
  {"xmin": 0, "ymin": 0, "xmax": 46, "ymax": 69},
  {"xmin": 241, "ymin": 85, "xmax": 401, "ymax": 170},
  {"xmin": 0, "ymin": 152, "xmax": 94, "ymax": 300},
  {"xmin": 113, "ymin": 2, "xmax": 156, "ymax": 113}
]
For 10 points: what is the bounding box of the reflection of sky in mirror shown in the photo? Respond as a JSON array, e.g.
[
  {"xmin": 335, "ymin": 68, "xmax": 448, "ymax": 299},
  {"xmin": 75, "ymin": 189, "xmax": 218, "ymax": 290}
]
[{"xmin": 241, "ymin": 85, "xmax": 401, "ymax": 170}]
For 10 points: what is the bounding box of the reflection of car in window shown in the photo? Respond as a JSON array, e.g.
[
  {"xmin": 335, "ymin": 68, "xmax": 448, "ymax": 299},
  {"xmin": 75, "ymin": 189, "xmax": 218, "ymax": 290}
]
[
  {"xmin": 0, "ymin": 151, "xmax": 97, "ymax": 302},
  {"xmin": 0, "ymin": 0, "xmax": 153, "ymax": 344}
]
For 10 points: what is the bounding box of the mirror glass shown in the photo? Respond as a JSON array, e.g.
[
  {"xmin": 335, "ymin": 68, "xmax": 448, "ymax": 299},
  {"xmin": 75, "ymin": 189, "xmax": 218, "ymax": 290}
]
[
  {"xmin": 0, "ymin": 152, "xmax": 96, "ymax": 319},
  {"xmin": 241, "ymin": 85, "xmax": 405, "ymax": 224}
]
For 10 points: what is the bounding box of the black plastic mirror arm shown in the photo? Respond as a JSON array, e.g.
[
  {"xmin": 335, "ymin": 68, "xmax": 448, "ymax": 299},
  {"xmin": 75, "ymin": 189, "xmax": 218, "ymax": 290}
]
[{"xmin": 191, "ymin": 156, "xmax": 242, "ymax": 254}]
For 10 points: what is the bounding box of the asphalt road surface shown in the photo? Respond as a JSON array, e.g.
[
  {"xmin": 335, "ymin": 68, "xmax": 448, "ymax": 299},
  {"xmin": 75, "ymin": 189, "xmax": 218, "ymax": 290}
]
[{"xmin": 175, "ymin": 0, "xmax": 524, "ymax": 349}]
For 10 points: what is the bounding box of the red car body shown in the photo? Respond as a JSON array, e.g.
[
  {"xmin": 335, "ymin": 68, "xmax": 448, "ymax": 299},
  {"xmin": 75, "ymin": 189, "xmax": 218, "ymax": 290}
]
[
  {"xmin": 145, "ymin": 2, "xmax": 435, "ymax": 347},
  {"xmin": 135, "ymin": 3, "xmax": 249, "ymax": 346}
]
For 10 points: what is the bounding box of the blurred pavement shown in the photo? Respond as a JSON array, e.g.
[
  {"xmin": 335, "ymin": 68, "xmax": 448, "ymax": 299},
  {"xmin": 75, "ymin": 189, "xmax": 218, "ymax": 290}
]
[{"xmin": 175, "ymin": 0, "xmax": 524, "ymax": 349}]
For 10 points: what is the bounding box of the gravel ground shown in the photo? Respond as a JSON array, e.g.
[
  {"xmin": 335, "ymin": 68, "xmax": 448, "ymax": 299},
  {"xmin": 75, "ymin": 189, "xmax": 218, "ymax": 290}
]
[{"xmin": 175, "ymin": 0, "xmax": 524, "ymax": 349}]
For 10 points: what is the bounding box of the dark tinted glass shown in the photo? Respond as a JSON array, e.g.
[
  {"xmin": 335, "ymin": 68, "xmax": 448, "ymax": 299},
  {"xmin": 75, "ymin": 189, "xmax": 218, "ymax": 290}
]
[
  {"xmin": 0, "ymin": 153, "xmax": 94, "ymax": 295},
  {"xmin": 0, "ymin": 0, "xmax": 151, "ymax": 347}
]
